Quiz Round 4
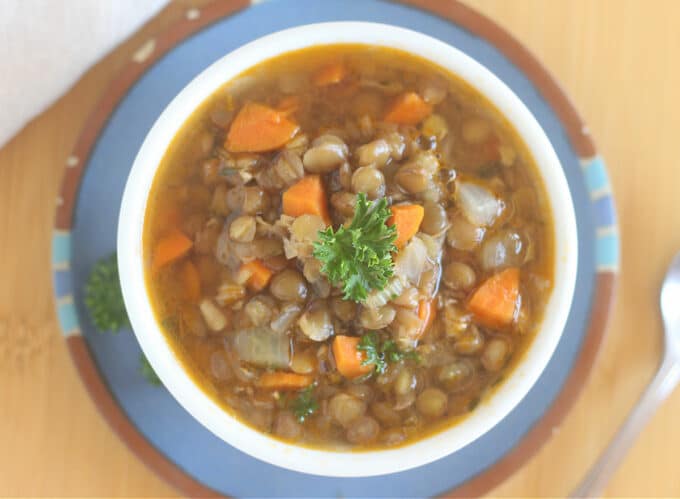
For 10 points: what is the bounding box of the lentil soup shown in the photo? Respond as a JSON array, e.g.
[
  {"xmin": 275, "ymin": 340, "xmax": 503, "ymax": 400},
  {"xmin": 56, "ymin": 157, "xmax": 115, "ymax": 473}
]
[{"xmin": 143, "ymin": 44, "xmax": 554, "ymax": 450}]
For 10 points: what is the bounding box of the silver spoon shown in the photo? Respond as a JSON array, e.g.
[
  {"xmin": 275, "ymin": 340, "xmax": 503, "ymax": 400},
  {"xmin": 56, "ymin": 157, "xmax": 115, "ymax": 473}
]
[{"xmin": 571, "ymin": 252, "xmax": 680, "ymax": 498}]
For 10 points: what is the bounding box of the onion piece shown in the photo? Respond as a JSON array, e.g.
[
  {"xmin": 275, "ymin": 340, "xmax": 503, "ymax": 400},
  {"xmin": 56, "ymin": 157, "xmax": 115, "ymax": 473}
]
[
  {"xmin": 394, "ymin": 237, "xmax": 428, "ymax": 286},
  {"xmin": 455, "ymin": 181, "xmax": 504, "ymax": 227},
  {"xmin": 418, "ymin": 233, "xmax": 445, "ymax": 261},
  {"xmin": 232, "ymin": 326, "xmax": 290, "ymax": 368}
]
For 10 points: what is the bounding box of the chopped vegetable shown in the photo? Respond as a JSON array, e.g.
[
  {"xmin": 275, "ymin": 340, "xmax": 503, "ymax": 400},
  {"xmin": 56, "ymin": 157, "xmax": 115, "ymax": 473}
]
[
  {"xmin": 139, "ymin": 354, "xmax": 162, "ymax": 386},
  {"xmin": 357, "ymin": 331, "xmax": 419, "ymax": 375},
  {"xmin": 417, "ymin": 299, "xmax": 436, "ymax": 337},
  {"xmin": 233, "ymin": 326, "xmax": 291, "ymax": 368},
  {"xmin": 225, "ymin": 102, "xmax": 300, "ymax": 153},
  {"xmin": 384, "ymin": 92, "xmax": 432, "ymax": 125},
  {"xmin": 282, "ymin": 175, "xmax": 331, "ymax": 225},
  {"xmin": 180, "ymin": 260, "xmax": 201, "ymax": 303},
  {"xmin": 259, "ymin": 371, "xmax": 314, "ymax": 390},
  {"xmin": 240, "ymin": 259, "xmax": 274, "ymax": 291},
  {"xmin": 393, "ymin": 236, "xmax": 428, "ymax": 286},
  {"xmin": 364, "ymin": 275, "xmax": 405, "ymax": 309},
  {"xmin": 388, "ymin": 204, "xmax": 424, "ymax": 248},
  {"xmin": 291, "ymin": 384, "xmax": 318, "ymax": 422},
  {"xmin": 332, "ymin": 335, "xmax": 373, "ymax": 379},
  {"xmin": 84, "ymin": 253, "xmax": 129, "ymax": 332},
  {"xmin": 313, "ymin": 193, "xmax": 396, "ymax": 302},
  {"xmin": 468, "ymin": 268, "xmax": 520, "ymax": 328},
  {"xmin": 152, "ymin": 228, "xmax": 193, "ymax": 272},
  {"xmin": 455, "ymin": 181, "xmax": 503, "ymax": 227},
  {"xmin": 313, "ymin": 61, "xmax": 347, "ymax": 86}
]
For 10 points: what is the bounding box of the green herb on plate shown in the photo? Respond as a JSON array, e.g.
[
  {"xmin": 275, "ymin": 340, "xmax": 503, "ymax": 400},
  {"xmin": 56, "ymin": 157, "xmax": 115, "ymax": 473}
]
[
  {"xmin": 84, "ymin": 253, "xmax": 129, "ymax": 332},
  {"xmin": 139, "ymin": 354, "xmax": 162, "ymax": 387}
]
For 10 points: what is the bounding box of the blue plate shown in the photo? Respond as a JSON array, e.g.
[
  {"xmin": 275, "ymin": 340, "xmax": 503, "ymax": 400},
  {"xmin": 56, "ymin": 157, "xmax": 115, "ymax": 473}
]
[{"xmin": 52, "ymin": 0, "xmax": 619, "ymax": 496}]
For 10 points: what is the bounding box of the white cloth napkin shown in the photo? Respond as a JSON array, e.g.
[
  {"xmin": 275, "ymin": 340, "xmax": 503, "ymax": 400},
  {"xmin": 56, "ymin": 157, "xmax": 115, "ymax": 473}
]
[{"xmin": 0, "ymin": 0, "xmax": 168, "ymax": 149}]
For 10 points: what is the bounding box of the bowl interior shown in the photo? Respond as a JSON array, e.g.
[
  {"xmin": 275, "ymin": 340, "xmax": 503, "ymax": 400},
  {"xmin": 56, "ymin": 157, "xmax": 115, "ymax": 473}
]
[{"xmin": 117, "ymin": 21, "xmax": 578, "ymax": 477}]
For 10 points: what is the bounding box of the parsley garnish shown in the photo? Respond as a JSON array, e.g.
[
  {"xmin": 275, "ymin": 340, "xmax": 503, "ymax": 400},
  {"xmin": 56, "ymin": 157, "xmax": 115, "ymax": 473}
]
[
  {"xmin": 291, "ymin": 385, "xmax": 318, "ymax": 423},
  {"xmin": 139, "ymin": 354, "xmax": 162, "ymax": 386},
  {"xmin": 357, "ymin": 332, "xmax": 420, "ymax": 374},
  {"xmin": 84, "ymin": 253, "xmax": 129, "ymax": 332},
  {"xmin": 313, "ymin": 193, "xmax": 397, "ymax": 302}
]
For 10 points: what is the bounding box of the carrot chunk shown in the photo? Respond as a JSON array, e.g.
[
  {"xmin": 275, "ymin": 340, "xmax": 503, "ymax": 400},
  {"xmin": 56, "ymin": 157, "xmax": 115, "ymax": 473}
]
[
  {"xmin": 332, "ymin": 336, "xmax": 373, "ymax": 379},
  {"xmin": 467, "ymin": 268, "xmax": 520, "ymax": 328},
  {"xmin": 152, "ymin": 228, "xmax": 193, "ymax": 272},
  {"xmin": 282, "ymin": 175, "xmax": 331, "ymax": 225},
  {"xmin": 417, "ymin": 299, "xmax": 436, "ymax": 337},
  {"xmin": 313, "ymin": 62, "xmax": 347, "ymax": 86},
  {"xmin": 388, "ymin": 204, "xmax": 424, "ymax": 248},
  {"xmin": 180, "ymin": 260, "xmax": 201, "ymax": 303},
  {"xmin": 259, "ymin": 372, "xmax": 314, "ymax": 390},
  {"xmin": 240, "ymin": 259, "xmax": 274, "ymax": 292},
  {"xmin": 384, "ymin": 92, "xmax": 432, "ymax": 125},
  {"xmin": 225, "ymin": 102, "xmax": 299, "ymax": 153}
]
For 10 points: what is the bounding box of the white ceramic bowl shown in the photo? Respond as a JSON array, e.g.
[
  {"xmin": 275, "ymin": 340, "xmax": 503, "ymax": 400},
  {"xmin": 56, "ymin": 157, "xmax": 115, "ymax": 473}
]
[{"xmin": 118, "ymin": 22, "xmax": 578, "ymax": 477}]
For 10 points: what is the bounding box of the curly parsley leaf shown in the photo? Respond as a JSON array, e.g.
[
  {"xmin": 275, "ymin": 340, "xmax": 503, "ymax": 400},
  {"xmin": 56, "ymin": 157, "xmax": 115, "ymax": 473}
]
[
  {"xmin": 139, "ymin": 354, "xmax": 162, "ymax": 387},
  {"xmin": 84, "ymin": 253, "xmax": 129, "ymax": 333},
  {"xmin": 291, "ymin": 385, "xmax": 318, "ymax": 423},
  {"xmin": 313, "ymin": 193, "xmax": 396, "ymax": 302},
  {"xmin": 357, "ymin": 332, "xmax": 420, "ymax": 374}
]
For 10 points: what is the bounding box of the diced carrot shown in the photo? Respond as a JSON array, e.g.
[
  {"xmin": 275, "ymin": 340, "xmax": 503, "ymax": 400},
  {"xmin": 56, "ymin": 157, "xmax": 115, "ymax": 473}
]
[
  {"xmin": 313, "ymin": 61, "xmax": 347, "ymax": 86},
  {"xmin": 180, "ymin": 260, "xmax": 201, "ymax": 303},
  {"xmin": 225, "ymin": 102, "xmax": 300, "ymax": 153},
  {"xmin": 468, "ymin": 268, "xmax": 520, "ymax": 328},
  {"xmin": 282, "ymin": 175, "xmax": 331, "ymax": 225},
  {"xmin": 384, "ymin": 92, "xmax": 432, "ymax": 125},
  {"xmin": 332, "ymin": 336, "xmax": 373, "ymax": 379},
  {"xmin": 388, "ymin": 204, "xmax": 424, "ymax": 248},
  {"xmin": 240, "ymin": 259, "xmax": 274, "ymax": 292},
  {"xmin": 277, "ymin": 95, "xmax": 300, "ymax": 116},
  {"xmin": 417, "ymin": 299, "xmax": 436, "ymax": 337},
  {"xmin": 259, "ymin": 372, "xmax": 314, "ymax": 390},
  {"xmin": 152, "ymin": 228, "xmax": 193, "ymax": 272}
]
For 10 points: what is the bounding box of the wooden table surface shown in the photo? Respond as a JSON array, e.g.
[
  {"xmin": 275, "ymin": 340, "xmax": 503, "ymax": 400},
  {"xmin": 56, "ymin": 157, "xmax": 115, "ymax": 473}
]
[{"xmin": 2, "ymin": 0, "xmax": 679, "ymax": 496}]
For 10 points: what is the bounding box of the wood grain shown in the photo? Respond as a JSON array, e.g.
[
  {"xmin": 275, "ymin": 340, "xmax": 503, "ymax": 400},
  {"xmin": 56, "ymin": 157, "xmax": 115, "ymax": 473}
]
[{"xmin": 1, "ymin": 0, "xmax": 679, "ymax": 496}]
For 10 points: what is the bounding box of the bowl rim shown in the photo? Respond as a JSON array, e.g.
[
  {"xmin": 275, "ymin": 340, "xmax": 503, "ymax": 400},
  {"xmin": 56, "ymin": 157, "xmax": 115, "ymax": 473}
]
[{"xmin": 117, "ymin": 21, "xmax": 578, "ymax": 477}]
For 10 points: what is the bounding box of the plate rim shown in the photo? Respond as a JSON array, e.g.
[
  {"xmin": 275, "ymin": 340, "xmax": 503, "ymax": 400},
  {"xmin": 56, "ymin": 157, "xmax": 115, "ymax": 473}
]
[{"xmin": 51, "ymin": 0, "xmax": 619, "ymax": 496}]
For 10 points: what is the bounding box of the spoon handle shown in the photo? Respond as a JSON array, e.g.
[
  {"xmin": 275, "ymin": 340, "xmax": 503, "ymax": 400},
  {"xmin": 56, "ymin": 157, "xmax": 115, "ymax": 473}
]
[{"xmin": 570, "ymin": 357, "xmax": 680, "ymax": 498}]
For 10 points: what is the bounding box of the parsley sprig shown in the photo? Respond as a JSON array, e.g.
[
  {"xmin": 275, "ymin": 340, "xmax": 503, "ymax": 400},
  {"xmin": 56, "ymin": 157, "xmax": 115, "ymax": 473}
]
[
  {"xmin": 291, "ymin": 385, "xmax": 318, "ymax": 423},
  {"xmin": 313, "ymin": 193, "xmax": 396, "ymax": 302},
  {"xmin": 358, "ymin": 332, "xmax": 420, "ymax": 374},
  {"xmin": 84, "ymin": 253, "xmax": 129, "ymax": 332},
  {"xmin": 84, "ymin": 253, "xmax": 161, "ymax": 388}
]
